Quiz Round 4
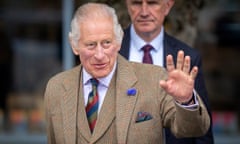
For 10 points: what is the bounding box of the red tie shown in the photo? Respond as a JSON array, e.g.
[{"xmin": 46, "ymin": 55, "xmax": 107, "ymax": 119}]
[{"xmin": 142, "ymin": 44, "xmax": 153, "ymax": 64}]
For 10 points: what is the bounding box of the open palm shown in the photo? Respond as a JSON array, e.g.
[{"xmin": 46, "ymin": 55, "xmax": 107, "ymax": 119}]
[{"xmin": 160, "ymin": 50, "xmax": 198, "ymax": 103}]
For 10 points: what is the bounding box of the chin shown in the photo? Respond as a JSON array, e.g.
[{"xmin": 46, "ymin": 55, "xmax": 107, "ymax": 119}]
[
  {"xmin": 93, "ymin": 72, "xmax": 109, "ymax": 78},
  {"xmin": 137, "ymin": 26, "xmax": 154, "ymax": 33}
]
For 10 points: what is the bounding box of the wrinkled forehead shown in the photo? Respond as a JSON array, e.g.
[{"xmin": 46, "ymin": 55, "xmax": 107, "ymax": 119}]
[
  {"xmin": 79, "ymin": 18, "xmax": 114, "ymax": 39},
  {"xmin": 80, "ymin": 16, "xmax": 113, "ymax": 29}
]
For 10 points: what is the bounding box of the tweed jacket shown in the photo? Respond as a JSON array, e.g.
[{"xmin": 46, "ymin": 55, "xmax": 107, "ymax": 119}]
[
  {"xmin": 119, "ymin": 26, "xmax": 214, "ymax": 144},
  {"xmin": 44, "ymin": 55, "xmax": 210, "ymax": 144}
]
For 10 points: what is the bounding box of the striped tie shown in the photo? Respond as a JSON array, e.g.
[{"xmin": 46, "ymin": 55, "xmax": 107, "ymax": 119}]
[{"xmin": 86, "ymin": 78, "xmax": 99, "ymax": 133}]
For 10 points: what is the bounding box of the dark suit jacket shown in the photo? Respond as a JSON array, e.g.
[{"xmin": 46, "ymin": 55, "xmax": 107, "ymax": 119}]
[
  {"xmin": 44, "ymin": 55, "xmax": 210, "ymax": 144},
  {"xmin": 119, "ymin": 26, "xmax": 214, "ymax": 144}
]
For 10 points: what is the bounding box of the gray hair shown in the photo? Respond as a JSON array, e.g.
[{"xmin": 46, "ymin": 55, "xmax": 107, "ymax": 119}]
[{"xmin": 69, "ymin": 3, "xmax": 123, "ymax": 47}]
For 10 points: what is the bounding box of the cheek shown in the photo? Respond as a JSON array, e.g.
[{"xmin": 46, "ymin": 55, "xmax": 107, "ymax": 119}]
[
  {"xmin": 152, "ymin": 9, "xmax": 165, "ymax": 21},
  {"xmin": 129, "ymin": 8, "xmax": 138, "ymax": 19},
  {"xmin": 159, "ymin": 5, "xmax": 168, "ymax": 15},
  {"xmin": 104, "ymin": 48, "xmax": 118, "ymax": 62},
  {"xmin": 110, "ymin": 45, "xmax": 120, "ymax": 55},
  {"xmin": 79, "ymin": 50, "xmax": 94, "ymax": 62}
]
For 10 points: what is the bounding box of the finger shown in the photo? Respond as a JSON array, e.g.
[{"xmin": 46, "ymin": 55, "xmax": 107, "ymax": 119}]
[
  {"xmin": 183, "ymin": 56, "xmax": 191, "ymax": 74},
  {"xmin": 159, "ymin": 80, "xmax": 168, "ymax": 90},
  {"xmin": 166, "ymin": 55, "xmax": 174, "ymax": 72},
  {"xmin": 190, "ymin": 66, "xmax": 198, "ymax": 80},
  {"xmin": 176, "ymin": 50, "xmax": 184, "ymax": 70}
]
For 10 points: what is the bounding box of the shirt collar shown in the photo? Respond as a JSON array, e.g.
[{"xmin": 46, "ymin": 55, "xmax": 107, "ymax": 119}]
[
  {"xmin": 83, "ymin": 61, "xmax": 116, "ymax": 88},
  {"xmin": 130, "ymin": 24, "xmax": 164, "ymax": 52}
]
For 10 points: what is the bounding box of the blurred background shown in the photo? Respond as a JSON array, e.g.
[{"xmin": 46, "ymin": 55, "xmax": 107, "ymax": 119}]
[{"xmin": 0, "ymin": 0, "xmax": 239, "ymax": 143}]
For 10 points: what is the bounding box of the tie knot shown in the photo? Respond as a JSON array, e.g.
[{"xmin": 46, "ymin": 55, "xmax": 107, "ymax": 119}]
[
  {"xmin": 90, "ymin": 78, "xmax": 98, "ymax": 87},
  {"xmin": 142, "ymin": 44, "xmax": 153, "ymax": 53},
  {"xmin": 142, "ymin": 44, "xmax": 153, "ymax": 64}
]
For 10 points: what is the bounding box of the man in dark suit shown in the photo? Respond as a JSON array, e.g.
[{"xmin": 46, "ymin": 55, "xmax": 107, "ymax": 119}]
[
  {"xmin": 119, "ymin": 0, "xmax": 214, "ymax": 144},
  {"xmin": 44, "ymin": 3, "xmax": 210, "ymax": 144}
]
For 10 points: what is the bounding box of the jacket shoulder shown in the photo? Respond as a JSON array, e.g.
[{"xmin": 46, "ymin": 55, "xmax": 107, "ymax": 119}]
[
  {"xmin": 164, "ymin": 33, "xmax": 200, "ymax": 56},
  {"xmin": 46, "ymin": 66, "xmax": 80, "ymax": 86},
  {"xmin": 131, "ymin": 62, "xmax": 168, "ymax": 80}
]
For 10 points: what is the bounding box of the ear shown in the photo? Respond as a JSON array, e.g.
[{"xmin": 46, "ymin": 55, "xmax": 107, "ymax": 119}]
[
  {"xmin": 69, "ymin": 32, "xmax": 79, "ymax": 55},
  {"xmin": 164, "ymin": 0, "xmax": 175, "ymax": 15}
]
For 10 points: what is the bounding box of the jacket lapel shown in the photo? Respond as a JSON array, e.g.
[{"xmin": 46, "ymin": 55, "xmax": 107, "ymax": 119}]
[
  {"xmin": 119, "ymin": 26, "xmax": 131, "ymax": 59},
  {"xmin": 61, "ymin": 67, "xmax": 79, "ymax": 144},
  {"xmin": 163, "ymin": 32, "xmax": 179, "ymax": 68},
  {"xmin": 115, "ymin": 55, "xmax": 138, "ymax": 143},
  {"xmin": 91, "ymin": 74, "xmax": 116, "ymax": 142},
  {"xmin": 76, "ymin": 71, "xmax": 92, "ymax": 141},
  {"xmin": 61, "ymin": 66, "xmax": 91, "ymax": 143}
]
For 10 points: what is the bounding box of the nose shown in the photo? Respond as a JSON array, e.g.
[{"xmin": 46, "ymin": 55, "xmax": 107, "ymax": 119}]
[
  {"xmin": 94, "ymin": 44, "xmax": 105, "ymax": 60},
  {"xmin": 140, "ymin": 3, "xmax": 149, "ymax": 16}
]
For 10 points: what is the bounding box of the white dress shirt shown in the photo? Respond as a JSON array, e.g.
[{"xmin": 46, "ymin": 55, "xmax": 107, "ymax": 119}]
[{"xmin": 129, "ymin": 24, "xmax": 164, "ymax": 66}]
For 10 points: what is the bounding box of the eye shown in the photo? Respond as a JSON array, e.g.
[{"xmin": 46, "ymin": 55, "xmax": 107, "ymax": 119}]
[
  {"xmin": 147, "ymin": 0, "xmax": 160, "ymax": 5},
  {"xmin": 102, "ymin": 40, "xmax": 112, "ymax": 48},
  {"xmin": 85, "ymin": 42, "xmax": 96, "ymax": 49},
  {"xmin": 131, "ymin": 0, "xmax": 142, "ymax": 5}
]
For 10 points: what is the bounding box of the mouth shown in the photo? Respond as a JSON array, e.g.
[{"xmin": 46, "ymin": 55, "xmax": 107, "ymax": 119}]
[
  {"xmin": 93, "ymin": 63, "xmax": 107, "ymax": 69},
  {"xmin": 137, "ymin": 20, "xmax": 153, "ymax": 26},
  {"xmin": 137, "ymin": 19, "xmax": 153, "ymax": 23}
]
